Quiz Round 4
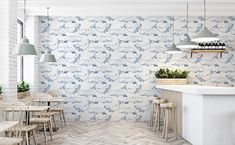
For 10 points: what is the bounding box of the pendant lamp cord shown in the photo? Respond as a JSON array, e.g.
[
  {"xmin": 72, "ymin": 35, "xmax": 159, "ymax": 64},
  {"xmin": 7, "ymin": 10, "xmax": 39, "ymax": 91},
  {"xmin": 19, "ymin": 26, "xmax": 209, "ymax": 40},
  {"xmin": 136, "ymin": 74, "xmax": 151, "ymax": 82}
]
[
  {"xmin": 23, "ymin": 0, "xmax": 26, "ymax": 37},
  {"xmin": 186, "ymin": 2, "xmax": 189, "ymax": 35},
  {"xmin": 172, "ymin": 16, "xmax": 175, "ymax": 43},
  {"xmin": 204, "ymin": 0, "xmax": 206, "ymax": 27},
  {"xmin": 47, "ymin": 7, "xmax": 50, "ymax": 54}
]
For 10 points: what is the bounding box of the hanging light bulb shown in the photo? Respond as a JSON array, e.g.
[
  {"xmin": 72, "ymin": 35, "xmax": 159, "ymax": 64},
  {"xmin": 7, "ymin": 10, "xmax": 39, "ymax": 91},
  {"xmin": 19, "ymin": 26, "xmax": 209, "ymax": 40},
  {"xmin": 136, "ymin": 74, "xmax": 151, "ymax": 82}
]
[
  {"xmin": 166, "ymin": 17, "xmax": 182, "ymax": 54},
  {"xmin": 17, "ymin": 0, "xmax": 37, "ymax": 56},
  {"xmin": 191, "ymin": 0, "xmax": 219, "ymax": 42},
  {"xmin": 176, "ymin": 3, "xmax": 198, "ymax": 50},
  {"xmin": 42, "ymin": 7, "xmax": 56, "ymax": 63}
]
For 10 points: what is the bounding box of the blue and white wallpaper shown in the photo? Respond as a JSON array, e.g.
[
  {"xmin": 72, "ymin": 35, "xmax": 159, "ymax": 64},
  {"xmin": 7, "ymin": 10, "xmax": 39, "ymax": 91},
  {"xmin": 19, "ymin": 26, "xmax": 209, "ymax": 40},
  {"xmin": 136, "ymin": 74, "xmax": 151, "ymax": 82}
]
[{"xmin": 39, "ymin": 16, "xmax": 235, "ymax": 121}]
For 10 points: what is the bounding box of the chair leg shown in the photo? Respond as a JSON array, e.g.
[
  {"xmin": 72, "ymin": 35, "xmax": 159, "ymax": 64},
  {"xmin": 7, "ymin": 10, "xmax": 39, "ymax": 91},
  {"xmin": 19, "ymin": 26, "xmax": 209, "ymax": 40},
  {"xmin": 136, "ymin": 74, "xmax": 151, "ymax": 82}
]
[
  {"xmin": 62, "ymin": 110, "xmax": 66, "ymax": 126},
  {"xmin": 32, "ymin": 129, "xmax": 37, "ymax": 145},
  {"xmin": 43, "ymin": 123, "xmax": 47, "ymax": 145},
  {"xmin": 154, "ymin": 105, "xmax": 159, "ymax": 132},
  {"xmin": 173, "ymin": 108, "xmax": 178, "ymax": 140},
  {"xmin": 157, "ymin": 105, "xmax": 161, "ymax": 131},
  {"xmin": 149, "ymin": 103, "xmax": 152, "ymax": 126},
  {"xmin": 150, "ymin": 103, "xmax": 154, "ymax": 126},
  {"xmin": 59, "ymin": 112, "xmax": 63, "ymax": 127},
  {"xmin": 165, "ymin": 109, "xmax": 169, "ymax": 141},
  {"xmin": 162, "ymin": 109, "xmax": 166, "ymax": 138},
  {"xmin": 48, "ymin": 121, "xmax": 53, "ymax": 141},
  {"xmin": 53, "ymin": 115, "xmax": 57, "ymax": 129},
  {"xmin": 26, "ymin": 132, "xmax": 29, "ymax": 145},
  {"xmin": 154, "ymin": 114, "xmax": 157, "ymax": 132}
]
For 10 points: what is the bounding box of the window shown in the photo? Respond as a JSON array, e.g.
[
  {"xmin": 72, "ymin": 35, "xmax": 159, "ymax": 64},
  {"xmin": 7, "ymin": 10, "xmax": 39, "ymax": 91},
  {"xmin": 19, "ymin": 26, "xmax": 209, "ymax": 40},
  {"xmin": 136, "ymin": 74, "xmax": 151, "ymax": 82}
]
[
  {"xmin": 17, "ymin": 19, "xmax": 35, "ymax": 88},
  {"xmin": 17, "ymin": 19, "xmax": 23, "ymax": 82}
]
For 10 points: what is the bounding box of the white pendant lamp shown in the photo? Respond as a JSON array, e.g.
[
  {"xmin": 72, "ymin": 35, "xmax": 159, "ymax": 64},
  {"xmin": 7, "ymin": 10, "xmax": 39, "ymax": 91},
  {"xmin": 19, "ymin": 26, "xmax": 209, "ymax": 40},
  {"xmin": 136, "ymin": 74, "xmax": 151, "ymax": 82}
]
[
  {"xmin": 167, "ymin": 44, "xmax": 182, "ymax": 53},
  {"xmin": 191, "ymin": 0, "xmax": 219, "ymax": 42},
  {"xmin": 166, "ymin": 17, "xmax": 182, "ymax": 54},
  {"xmin": 41, "ymin": 7, "xmax": 56, "ymax": 63},
  {"xmin": 17, "ymin": 0, "xmax": 37, "ymax": 56},
  {"xmin": 44, "ymin": 53, "xmax": 56, "ymax": 62},
  {"xmin": 176, "ymin": 3, "xmax": 198, "ymax": 50}
]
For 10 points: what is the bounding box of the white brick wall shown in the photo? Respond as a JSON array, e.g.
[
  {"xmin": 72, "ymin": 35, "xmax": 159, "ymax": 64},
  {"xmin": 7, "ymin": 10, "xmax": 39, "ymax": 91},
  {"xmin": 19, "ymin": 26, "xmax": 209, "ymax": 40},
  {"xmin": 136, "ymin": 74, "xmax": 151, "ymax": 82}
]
[
  {"xmin": 34, "ymin": 17, "xmax": 40, "ymax": 93},
  {"xmin": 8, "ymin": 0, "xmax": 17, "ymax": 99},
  {"xmin": 0, "ymin": 0, "xmax": 17, "ymax": 100},
  {"xmin": 0, "ymin": 1, "xmax": 40, "ymax": 100}
]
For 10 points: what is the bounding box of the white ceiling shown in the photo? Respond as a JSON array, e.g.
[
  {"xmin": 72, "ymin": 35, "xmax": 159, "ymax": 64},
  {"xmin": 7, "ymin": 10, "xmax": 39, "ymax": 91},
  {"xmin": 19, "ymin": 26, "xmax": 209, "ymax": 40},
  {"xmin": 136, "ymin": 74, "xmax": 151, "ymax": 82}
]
[{"xmin": 17, "ymin": 0, "xmax": 235, "ymax": 16}]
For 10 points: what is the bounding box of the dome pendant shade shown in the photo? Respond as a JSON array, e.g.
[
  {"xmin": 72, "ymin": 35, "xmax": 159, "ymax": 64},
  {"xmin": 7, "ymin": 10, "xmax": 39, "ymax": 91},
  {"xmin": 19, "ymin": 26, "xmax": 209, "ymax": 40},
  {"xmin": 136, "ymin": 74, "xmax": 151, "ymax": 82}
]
[
  {"xmin": 17, "ymin": 37, "xmax": 37, "ymax": 56},
  {"xmin": 191, "ymin": 27, "xmax": 219, "ymax": 42},
  {"xmin": 166, "ymin": 16, "xmax": 182, "ymax": 54},
  {"xmin": 166, "ymin": 44, "xmax": 182, "ymax": 54},
  {"xmin": 42, "ymin": 7, "xmax": 56, "ymax": 63},
  {"xmin": 44, "ymin": 53, "xmax": 56, "ymax": 62},
  {"xmin": 177, "ymin": 35, "xmax": 198, "ymax": 50}
]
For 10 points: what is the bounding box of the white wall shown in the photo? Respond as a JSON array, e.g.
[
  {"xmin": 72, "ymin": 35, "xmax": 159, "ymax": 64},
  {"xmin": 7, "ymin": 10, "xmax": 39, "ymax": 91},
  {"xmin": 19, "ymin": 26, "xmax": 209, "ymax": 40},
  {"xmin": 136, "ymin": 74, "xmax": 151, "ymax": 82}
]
[
  {"xmin": 38, "ymin": 16, "xmax": 235, "ymax": 121},
  {"xmin": 0, "ymin": 0, "xmax": 39, "ymax": 100},
  {"xmin": 0, "ymin": 0, "xmax": 17, "ymax": 101},
  {"xmin": 17, "ymin": 0, "xmax": 235, "ymax": 16}
]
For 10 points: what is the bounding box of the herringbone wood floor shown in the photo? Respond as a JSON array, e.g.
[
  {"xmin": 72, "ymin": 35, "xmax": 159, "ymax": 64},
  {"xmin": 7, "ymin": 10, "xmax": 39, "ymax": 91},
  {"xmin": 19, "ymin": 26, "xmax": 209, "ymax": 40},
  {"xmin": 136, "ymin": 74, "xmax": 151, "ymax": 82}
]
[{"xmin": 32, "ymin": 122, "xmax": 191, "ymax": 145}]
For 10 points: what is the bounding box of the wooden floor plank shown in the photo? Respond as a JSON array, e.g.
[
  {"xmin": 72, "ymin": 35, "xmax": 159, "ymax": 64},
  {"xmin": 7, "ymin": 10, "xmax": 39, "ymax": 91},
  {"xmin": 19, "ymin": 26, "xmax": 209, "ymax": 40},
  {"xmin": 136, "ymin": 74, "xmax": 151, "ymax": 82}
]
[{"xmin": 30, "ymin": 121, "xmax": 191, "ymax": 145}]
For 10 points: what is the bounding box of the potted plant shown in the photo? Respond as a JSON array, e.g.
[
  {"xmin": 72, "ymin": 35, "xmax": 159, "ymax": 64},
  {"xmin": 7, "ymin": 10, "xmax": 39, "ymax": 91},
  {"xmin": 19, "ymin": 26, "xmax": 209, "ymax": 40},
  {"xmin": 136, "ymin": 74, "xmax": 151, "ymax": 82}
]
[
  {"xmin": 0, "ymin": 85, "xmax": 3, "ymax": 101},
  {"xmin": 17, "ymin": 81, "xmax": 30, "ymax": 99},
  {"xmin": 155, "ymin": 68, "xmax": 189, "ymax": 85}
]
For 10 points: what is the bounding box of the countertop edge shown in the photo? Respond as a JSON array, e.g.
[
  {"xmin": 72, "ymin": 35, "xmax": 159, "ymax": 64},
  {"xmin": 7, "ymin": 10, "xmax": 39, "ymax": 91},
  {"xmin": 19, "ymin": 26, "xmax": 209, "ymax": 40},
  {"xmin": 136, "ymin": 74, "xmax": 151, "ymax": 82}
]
[{"xmin": 155, "ymin": 85, "xmax": 235, "ymax": 95}]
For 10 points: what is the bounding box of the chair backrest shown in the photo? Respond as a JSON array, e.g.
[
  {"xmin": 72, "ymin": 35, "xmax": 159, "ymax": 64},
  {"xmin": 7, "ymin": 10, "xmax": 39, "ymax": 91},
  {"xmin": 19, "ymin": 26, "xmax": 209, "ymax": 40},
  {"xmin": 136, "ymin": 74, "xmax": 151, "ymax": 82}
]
[
  {"xmin": 30, "ymin": 97, "xmax": 51, "ymax": 118},
  {"xmin": 30, "ymin": 93, "xmax": 47, "ymax": 98},
  {"xmin": 50, "ymin": 99, "xmax": 64, "ymax": 110},
  {"xmin": 1, "ymin": 101, "xmax": 25, "ymax": 138}
]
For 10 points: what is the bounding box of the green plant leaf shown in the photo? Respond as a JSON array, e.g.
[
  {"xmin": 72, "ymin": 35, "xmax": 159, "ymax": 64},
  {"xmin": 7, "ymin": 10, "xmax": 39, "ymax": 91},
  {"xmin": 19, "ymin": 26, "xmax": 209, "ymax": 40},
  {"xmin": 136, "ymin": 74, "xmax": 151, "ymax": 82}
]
[
  {"xmin": 155, "ymin": 68, "xmax": 189, "ymax": 79},
  {"xmin": 0, "ymin": 86, "xmax": 2, "ymax": 95},
  {"xmin": 17, "ymin": 81, "xmax": 30, "ymax": 93}
]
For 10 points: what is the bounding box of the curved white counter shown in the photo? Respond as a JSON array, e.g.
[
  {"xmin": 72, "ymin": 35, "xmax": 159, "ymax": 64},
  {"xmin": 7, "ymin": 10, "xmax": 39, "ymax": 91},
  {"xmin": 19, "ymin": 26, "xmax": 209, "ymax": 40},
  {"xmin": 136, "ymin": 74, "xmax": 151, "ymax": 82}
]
[{"xmin": 156, "ymin": 85, "xmax": 235, "ymax": 145}]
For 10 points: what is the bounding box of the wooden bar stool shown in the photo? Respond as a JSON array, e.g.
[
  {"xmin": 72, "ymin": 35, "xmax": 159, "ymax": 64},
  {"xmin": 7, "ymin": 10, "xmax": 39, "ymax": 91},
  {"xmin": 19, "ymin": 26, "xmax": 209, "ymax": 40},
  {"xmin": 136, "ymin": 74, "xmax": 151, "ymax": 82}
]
[
  {"xmin": 149, "ymin": 97, "xmax": 160, "ymax": 127},
  {"xmin": 160, "ymin": 103, "xmax": 177, "ymax": 141},
  {"xmin": 153, "ymin": 99, "xmax": 167, "ymax": 132}
]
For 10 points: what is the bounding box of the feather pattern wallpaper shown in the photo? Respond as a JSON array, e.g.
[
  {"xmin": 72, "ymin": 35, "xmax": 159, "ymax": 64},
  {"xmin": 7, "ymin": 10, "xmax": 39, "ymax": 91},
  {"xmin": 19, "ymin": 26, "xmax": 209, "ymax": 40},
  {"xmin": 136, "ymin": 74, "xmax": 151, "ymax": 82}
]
[{"xmin": 39, "ymin": 16, "xmax": 235, "ymax": 121}]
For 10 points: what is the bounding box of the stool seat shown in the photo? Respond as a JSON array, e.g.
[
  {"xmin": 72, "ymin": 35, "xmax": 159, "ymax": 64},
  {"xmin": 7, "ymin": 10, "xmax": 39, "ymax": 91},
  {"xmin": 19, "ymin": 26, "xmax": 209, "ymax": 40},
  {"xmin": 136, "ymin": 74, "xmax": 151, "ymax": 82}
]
[
  {"xmin": 149, "ymin": 97, "xmax": 161, "ymax": 102},
  {"xmin": 154, "ymin": 97, "xmax": 161, "ymax": 100},
  {"xmin": 153, "ymin": 99, "xmax": 167, "ymax": 104},
  {"xmin": 160, "ymin": 103, "xmax": 176, "ymax": 108},
  {"xmin": 149, "ymin": 96, "xmax": 161, "ymax": 127}
]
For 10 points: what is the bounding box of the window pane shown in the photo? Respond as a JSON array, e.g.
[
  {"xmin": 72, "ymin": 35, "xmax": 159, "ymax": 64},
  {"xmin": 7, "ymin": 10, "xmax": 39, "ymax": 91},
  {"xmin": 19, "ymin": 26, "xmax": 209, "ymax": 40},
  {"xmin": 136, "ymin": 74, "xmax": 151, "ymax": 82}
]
[
  {"xmin": 17, "ymin": 57, "xmax": 21, "ymax": 83},
  {"xmin": 23, "ymin": 57, "xmax": 34, "ymax": 84}
]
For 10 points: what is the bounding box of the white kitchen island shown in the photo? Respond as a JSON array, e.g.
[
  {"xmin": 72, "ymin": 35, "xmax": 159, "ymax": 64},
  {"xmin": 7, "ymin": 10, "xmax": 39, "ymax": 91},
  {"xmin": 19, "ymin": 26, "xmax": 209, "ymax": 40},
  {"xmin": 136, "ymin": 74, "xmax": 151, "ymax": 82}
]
[{"xmin": 156, "ymin": 85, "xmax": 235, "ymax": 145}]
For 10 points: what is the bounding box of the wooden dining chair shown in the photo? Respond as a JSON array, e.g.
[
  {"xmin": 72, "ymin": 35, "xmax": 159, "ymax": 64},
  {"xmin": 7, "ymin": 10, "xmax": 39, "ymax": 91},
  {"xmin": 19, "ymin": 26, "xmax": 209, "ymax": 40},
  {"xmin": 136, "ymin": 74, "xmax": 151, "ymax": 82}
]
[
  {"xmin": 19, "ymin": 102, "xmax": 37, "ymax": 145},
  {"xmin": 0, "ymin": 102, "xmax": 24, "ymax": 145},
  {"xmin": 48, "ymin": 90, "xmax": 66, "ymax": 127},
  {"xmin": 32, "ymin": 95, "xmax": 58, "ymax": 129},
  {"xmin": 2, "ymin": 101, "xmax": 38, "ymax": 145},
  {"xmin": 30, "ymin": 99, "xmax": 53, "ymax": 145}
]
